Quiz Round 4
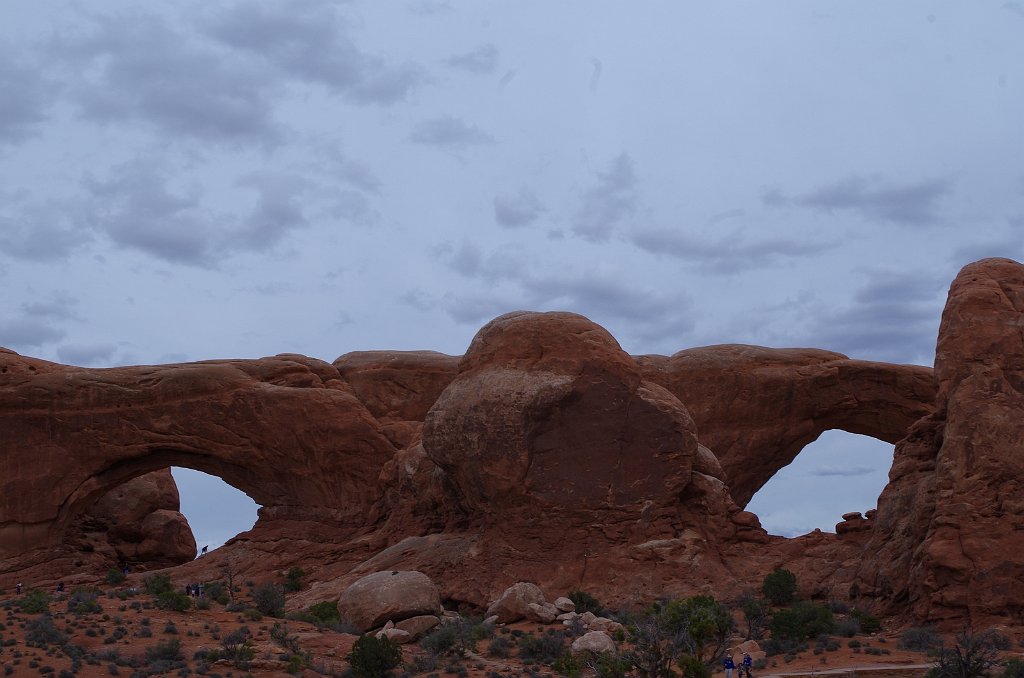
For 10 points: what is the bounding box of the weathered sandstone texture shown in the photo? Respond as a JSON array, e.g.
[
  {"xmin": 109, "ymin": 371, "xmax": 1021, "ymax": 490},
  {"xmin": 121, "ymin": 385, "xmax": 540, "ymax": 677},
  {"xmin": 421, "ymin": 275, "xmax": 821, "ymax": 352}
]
[{"xmin": 4, "ymin": 258, "xmax": 1024, "ymax": 629}]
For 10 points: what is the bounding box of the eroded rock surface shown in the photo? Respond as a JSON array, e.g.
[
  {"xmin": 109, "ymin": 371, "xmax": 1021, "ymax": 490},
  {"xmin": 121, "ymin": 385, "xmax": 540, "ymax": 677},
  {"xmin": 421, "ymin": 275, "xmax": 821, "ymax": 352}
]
[{"xmin": 7, "ymin": 259, "xmax": 1024, "ymax": 630}]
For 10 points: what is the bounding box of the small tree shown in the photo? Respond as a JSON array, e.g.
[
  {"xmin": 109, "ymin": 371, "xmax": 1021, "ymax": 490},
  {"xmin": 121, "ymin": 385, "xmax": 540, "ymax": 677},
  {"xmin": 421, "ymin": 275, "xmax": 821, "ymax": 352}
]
[
  {"xmin": 252, "ymin": 582, "xmax": 286, "ymax": 617},
  {"xmin": 929, "ymin": 627, "xmax": 1005, "ymax": 678},
  {"xmin": 738, "ymin": 595, "xmax": 768, "ymax": 640},
  {"xmin": 762, "ymin": 568, "xmax": 797, "ymax": 606},
  {"xmin": 285, "ymin": 567, "xmax": 306, "ymax": 592}
]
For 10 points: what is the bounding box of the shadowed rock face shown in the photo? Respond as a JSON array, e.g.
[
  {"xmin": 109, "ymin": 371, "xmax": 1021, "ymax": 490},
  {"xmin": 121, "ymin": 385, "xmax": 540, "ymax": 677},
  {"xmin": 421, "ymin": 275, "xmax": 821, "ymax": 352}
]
[
  {"xmin": 5, "ymin": 259, "xmax": 1024, "ymax": 628},
  {"xmin": 855, "ymin": 258, "xmax": 1024, "ymax": 625}
]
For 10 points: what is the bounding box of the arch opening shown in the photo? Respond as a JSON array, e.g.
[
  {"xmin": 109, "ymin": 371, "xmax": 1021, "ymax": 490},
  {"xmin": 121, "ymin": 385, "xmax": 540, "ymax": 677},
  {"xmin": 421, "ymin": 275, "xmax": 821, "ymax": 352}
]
[
  {"xmin": 744, "ymin": 430, "xmax": 894, "ymax": 537},
  {"xmin": 171, "ymin": 467, "xmax": 260, "ymax": 553}
]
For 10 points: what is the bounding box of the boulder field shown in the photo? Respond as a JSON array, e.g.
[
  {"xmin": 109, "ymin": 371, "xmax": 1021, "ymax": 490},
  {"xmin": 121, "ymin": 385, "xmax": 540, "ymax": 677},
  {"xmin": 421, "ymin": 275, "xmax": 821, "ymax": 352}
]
[{"xmin": 1, "ymin": 258, "xmax": 1022, "ymax": 628}]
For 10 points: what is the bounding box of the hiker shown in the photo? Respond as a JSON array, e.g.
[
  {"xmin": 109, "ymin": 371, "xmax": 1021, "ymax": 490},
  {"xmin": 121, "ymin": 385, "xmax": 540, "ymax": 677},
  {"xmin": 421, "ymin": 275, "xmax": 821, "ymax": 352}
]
[
  {"xmin": 741, "ymin": 652, "xmax": 753, "ymax": 678},
  {"xmin": 16, "ymin": 582, "xmax": 23, "ymax": 595},
  {"xmin": 55, "ymin": 581, "xmax": 65, "ymax": 593},
  {"xmin": 723, "ymin": 652, "xmax": 735, "ymax": 678},
  {"xmin": 200, "ymin": 545, "xmax": 208, "ymax": 556}
]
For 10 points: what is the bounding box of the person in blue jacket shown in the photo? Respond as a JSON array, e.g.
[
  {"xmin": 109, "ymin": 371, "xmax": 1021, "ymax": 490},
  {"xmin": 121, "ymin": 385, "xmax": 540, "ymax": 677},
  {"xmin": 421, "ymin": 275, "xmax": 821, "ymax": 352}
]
[
  {"xmin": 723, "ymin": 653, "xmax": 735, "ymax": 678},
  {"xmin": 741, "ymin": 652, "xmax": 753, "ymax": 678}
]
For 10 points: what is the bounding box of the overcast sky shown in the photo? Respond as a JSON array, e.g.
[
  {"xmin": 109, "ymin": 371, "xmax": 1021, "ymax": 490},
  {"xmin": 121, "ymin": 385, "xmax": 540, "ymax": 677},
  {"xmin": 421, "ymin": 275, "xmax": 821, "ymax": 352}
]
[{"xmin": 3, "ymin": 2, "xmax": 1022, "ymax": 545}]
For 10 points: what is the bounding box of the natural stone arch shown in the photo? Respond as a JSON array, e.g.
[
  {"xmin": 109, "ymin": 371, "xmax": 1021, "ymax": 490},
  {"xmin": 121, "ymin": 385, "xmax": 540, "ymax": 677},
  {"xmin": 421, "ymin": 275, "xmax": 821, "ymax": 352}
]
[
  {"xmin": 637, "ymin": 345, "xmax": 936, "ymax": 507},
  {"xmin": 0, "ymin": 349, "xmax": 397, "ymax": 557}
]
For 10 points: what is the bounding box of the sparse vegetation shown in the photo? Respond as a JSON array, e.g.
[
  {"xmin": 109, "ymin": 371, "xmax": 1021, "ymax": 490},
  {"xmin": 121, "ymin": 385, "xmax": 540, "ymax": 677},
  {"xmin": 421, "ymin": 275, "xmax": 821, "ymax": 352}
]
[
  {"xmin": 348, "ymin": 634, "xmax": 403, "ymax": 678},
  {"xmin": 928, "ymin": 627, "xmax": 1007, "ymax": 678},
  {"xmin": 252, "ymin": 582, "xmax": 286, "ymax": 617},
  {"xmin": 567, "ymin": 590, "xmax": 604, "ymax": 616}
]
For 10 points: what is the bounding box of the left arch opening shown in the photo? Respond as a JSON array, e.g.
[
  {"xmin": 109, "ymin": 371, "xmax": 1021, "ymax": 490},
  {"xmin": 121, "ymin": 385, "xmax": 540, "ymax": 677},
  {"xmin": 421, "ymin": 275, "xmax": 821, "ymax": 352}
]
[{"xmin": 171, "ymin": 467, "xmax": 260, "ymax": 553}]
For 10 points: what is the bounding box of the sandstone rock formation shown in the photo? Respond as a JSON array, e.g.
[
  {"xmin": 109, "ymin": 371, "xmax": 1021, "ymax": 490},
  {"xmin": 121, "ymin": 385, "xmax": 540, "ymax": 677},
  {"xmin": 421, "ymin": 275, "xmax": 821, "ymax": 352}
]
[
  {"xmin": 336, "ymin": 570, "xmax": 443, "ymax": 633},
  {"xmin": 5, "ymin": 258, "xmax": 1024, "ymax": 630},
  {"xmin": 71, "ymin": 469, "xmax": 196, "ymax": 567}
]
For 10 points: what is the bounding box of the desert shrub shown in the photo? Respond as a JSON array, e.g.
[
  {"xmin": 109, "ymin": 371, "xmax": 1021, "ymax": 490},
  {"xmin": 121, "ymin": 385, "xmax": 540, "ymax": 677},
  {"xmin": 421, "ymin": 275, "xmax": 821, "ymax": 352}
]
[
  {"xmin": 285, "ymin": 567, "xmax": 306, "ymax": 592},
  {"xmin": 864, "ymin": 646, "xmax": 891, "ymax": 656},
  {"xmin": 409, "ymin": 653, "xmax": 439, "ymax": 673},
  {"xmin": 587, "ymin": 652, "xmax": 632, "ymax": 678},
  {"xmin": 928, "ymin": 627, "xmax": 1006, "ymax": 678},
  {"xmin": 488, "ymin": 636, "xmax": 513, "ymax": 658},
  {"xmin": 552, "ymin": 652, "xmax": 582, "ymax": 677},
  {"xmin": 26, "ymin": 615, "xmax": 67, "ymax": 648},
  {"xmin": 204, "ymin": 581, "xmax": 228, "ymax": 604},
  {"xmin": 348, "ymin": 634, "xmax": 403, "ymax": 678},
  {"xmin": 848, "ymin": 639, "xmax": 862, "ymax": 649},
  {"xmin": 142, "ymin": 573, "xmax": 173, "ymax": 596},
  {"xmin": 828, "ymin": 600, "xmax": 850, "ymax": 614},
  {"xmin": 221, "ymin": 625, "xmax": 256, "ymax": 661},
  {"xmin": 422, "ymin": 620, "xmax": 476, "ymax": 657},
  {"xmin": 762, "ymin": 568, "xmax": 798, "ymax": 606},
  {"xmin": 900, "ymin": 627, "xmax": 941, "ymax": 652},
  {"xmin": 307, "ymin": 600, "xmax": 340, "ymax": 626},
  {"xmin": 252, "ymin": 582, "xmax": 285, "ymax": 617},
  {"xmin": 657, "ymin": 595, "xmax": 733, "ymax": 663},
  {"xmin": 18, "ymin": 589, "xmax": 51, "ymax": 614},
  {"xmin": 770, "ymin": 602, "xmax": 833, "ymax": 642},
  {"xmin": 155, "ymin": 591, "xmax": 191, "ymax": 612},
  {"xmin": 67, "ymin": 588, "xmax": 102, "ymax": 616},
  {"xmin": 678, "ymin": 654, "xmax": 711, "ymax": 678},
  {"xmin": 1002, "ymin": 658, "xmax": 1024, "ymax": 678},
  {"xmin": 144, "ymin": 638, "xmax": 183, "ymax": 663},
  {"xmin": 518, "ymin": 630, "xmax": 567, "ymax": 665},
  {"xmin": 104, "ymin": 568, "xmax": 126, "ymax": 586},
  {"xmin": 287, "ymin": 652, "xmax": 310, "ymax": 674},
  {"xmin": 567, "ymin": 589, "xmax": 604, "ymax": 615},
  {"xmin": 850, "ymin": 608, "xmax": 881, "ymax": 634},
  {"xmin": 834, "ymin": 617, "xmax": 861, "ymax": 638}
]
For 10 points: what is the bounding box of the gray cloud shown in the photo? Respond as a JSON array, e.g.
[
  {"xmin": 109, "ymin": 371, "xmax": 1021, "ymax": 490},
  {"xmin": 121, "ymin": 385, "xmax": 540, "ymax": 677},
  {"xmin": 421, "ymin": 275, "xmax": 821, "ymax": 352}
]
[
  {"xmin": 57, "ymin": 343, "xmax": 118, "ymax": 366},
  {"xmin": 0, "ymin": 49, "xmax": 52, "ymax": 145},
  {"xmin": 409, "ymin": 116, "xmax": 493, "ymax": 148},
  {"xmin": 494, "ymin": 189, "xmax": 545, "ymax": 228},
  {"xmin": 205, "ymin": 3, "xmax": 421, "ymax": 106},
  {"xmin": 766, "ymin": 175, "xmax": 952, "ymax": 226},
  {"xmin": 21, "ymin": 294, "xmax": 82, "ymax": 322},
  {"xmin": 63, "ymin": 11, "xmax": 280, "ymax": 145},
  {"xmin": 631, "ymin": 228, "xmax": 834, "ymax": 273},
  {"xmin": 949, "ymin": 229, "xmax": 1024, "ymax": 265},
  {"xmin": 0, "ymin": 200, "xmax": 93, "ymax": 261},
  {"xmin": 83, "ymin": 160, "xmax": 312, "ymax": 266},
  {"xmin": 446, "ymin": 45, "xmax": 499, "ymax": 75},
  {"xmin": 0, "ymin": 317, "xmax": 66, "ymax": 350},
  {"xmin": 802, "ymin": 270, "xmax": 946, "ymax": 365},
  {"xmin": 572, "ymin": 154, "xmax": 638, "ymax": 242},
  {"xmin": 810, "ymin": 465, "xmax": 877, "ymax": 477}
]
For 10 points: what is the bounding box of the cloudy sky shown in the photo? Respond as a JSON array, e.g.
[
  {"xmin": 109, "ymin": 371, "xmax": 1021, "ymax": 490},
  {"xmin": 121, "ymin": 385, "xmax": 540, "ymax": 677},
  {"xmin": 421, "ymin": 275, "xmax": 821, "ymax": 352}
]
[{"xmin": 3, "ymin": 2, "xmax": 1022, "ymax": 545}]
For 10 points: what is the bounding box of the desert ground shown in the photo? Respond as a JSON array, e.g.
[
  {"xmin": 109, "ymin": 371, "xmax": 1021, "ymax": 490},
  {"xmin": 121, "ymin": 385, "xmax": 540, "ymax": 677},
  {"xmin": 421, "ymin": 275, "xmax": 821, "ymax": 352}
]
[{"xmin": 3, "ymin": 574, "xmax": 1013, "ymax": 678}]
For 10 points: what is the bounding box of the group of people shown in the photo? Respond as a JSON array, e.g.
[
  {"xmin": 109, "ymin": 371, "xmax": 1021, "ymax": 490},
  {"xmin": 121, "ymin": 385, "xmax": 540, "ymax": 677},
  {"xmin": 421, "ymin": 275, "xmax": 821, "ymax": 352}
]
[
  {"xmin": 184, "ymin": 583, "xmax": 206, "ymax": 598},
  {"xmin": 723, "ymin": 651, "xmax": 753, "ymax": 678}
]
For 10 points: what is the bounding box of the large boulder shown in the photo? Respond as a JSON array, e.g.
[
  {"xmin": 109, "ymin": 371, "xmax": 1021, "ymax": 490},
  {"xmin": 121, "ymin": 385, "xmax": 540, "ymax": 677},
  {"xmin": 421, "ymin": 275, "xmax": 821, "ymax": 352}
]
[
  {"xmin": 337, "ymin": 570, "xmax": 443, "ymax": 633},
  {"xmin": 485, "ymin": 582, "xmax": 547, "ymax": 624},
  {"xmin": 423, "ymin": 311, "xmax": 698, "ymax": 513}
]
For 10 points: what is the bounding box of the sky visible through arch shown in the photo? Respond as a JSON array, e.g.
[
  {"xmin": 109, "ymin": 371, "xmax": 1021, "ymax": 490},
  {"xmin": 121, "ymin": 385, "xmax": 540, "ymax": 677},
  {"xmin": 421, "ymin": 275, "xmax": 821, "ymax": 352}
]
[{"xmin": 2, "ymin": 2, "xmax": 1022, "ymax": 544}]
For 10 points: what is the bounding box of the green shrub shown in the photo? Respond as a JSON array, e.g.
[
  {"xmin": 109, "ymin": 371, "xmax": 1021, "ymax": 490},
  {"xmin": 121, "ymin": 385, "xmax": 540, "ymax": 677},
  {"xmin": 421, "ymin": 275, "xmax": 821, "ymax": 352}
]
[
  {"xmin": 421, "ymin": 620, "xmax": 476, "ymax": 657},
  {"xmin": 18, "ymin": 589, "xmax": 51, "ymax": 614},
  {"xmin": 567, "ymin": 590, "xmax": 603, "ymax": 615},
  {"xmin": 900, "ymin": 627, "xmax": 941, "ymax": 652},
  {"xmin": 487, "ymin": 636, "xmax": 512, "ymax": 658},
  {"xmin": 678, "ymin": 654, "xmax": 712, "ymax": 678},
  {"xmin": 348, "ymin": 634, "xmax": 403, "ymax": 678},
  {"xmin": 104, "ymin": 568, "xmax": 126, "ymax": 586},
  {"xmin": 142, "ymin": 574, "xmax": 173, "ymax": 596},
  {"xmin": 762, "ymin": 568, "xmax": 797, "ymax": 606},
  {"xmin": 590, "ymin": 653, "xmax": 632, "ymax": 678},
  {"xmin": 770, "ymin": 601, "xmax": 833, "ymax": 642},
  {"xmin": 308, "ymin": 600, "xmax": 340, "ymax": 626},
  {"xmin": 204, "ymin": 581, "xmax": 228, "ymax": 605},
  {"xmin": 144, "ymin": 638, "xmax": 183, "ymax": 663},
  {"xmin": 67, "ymin": 588, "xmax": 103, "ymax": 616},
  {"xmin": 1002, "ymin": 658, "xmax": 1024, "ymax": 678},
  {"xmin": 25, "ymin": 615, "xmax": 67, "ymax": 648},
  {"xmin": 517, "ymin": 630, "xmax": 568, "ymax": 665},
  {"xmin": 553, "ymin": 652, "xmax": 582, "ymax": 677},
  {"xmin": 834, "ymin": 617, "xmax": 861, "ymax": 637},
  {"xmin": 252, "ymin": 582, "xmax": 285, "ymax": 617},
  {"xmin": 850, "ymin": 608, "xmax": 881, "ymax": 634},
  {"xmin": 155, "ymin": 591, "xmax": 191, "ymax": 612},
  {"xmin": 285, "ymin": 567, "xmax": 306, "ymax": 592},
  {"xmin": 221, "ymin": 625, "xmax": 256, "ymax": 661}
]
